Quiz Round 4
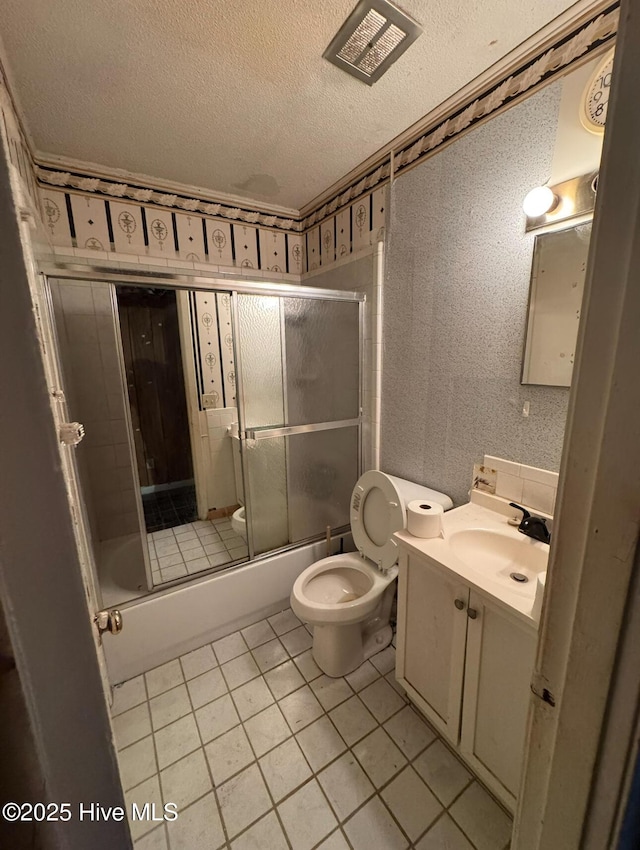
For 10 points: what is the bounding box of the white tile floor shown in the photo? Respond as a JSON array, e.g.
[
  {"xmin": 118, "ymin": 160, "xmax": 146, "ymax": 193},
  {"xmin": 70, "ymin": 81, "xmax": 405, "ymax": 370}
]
[
  {"xmin": 147, "ymin": 518, "xmax": 248, "ymax": 587},
  {"xmin": 111, "ymin": 610, "xmax": 513, "ymax": 850}
]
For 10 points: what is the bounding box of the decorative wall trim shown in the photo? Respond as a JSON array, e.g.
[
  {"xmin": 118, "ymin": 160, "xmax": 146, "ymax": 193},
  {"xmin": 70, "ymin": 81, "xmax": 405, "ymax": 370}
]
[
  {"xmin": 189, "ymin": 291, "xmax": 237, "ymax": 410},
  {"xmin": 35, "ymin": 165, "xmax": 304, "ymax": 233},
  {"xmin": 0, "ymin": 0, "xmax": 619, "ymax": 273},
  {"xmin": 38, "ymin": 188, "xmax": 306, "ymax": 276}
]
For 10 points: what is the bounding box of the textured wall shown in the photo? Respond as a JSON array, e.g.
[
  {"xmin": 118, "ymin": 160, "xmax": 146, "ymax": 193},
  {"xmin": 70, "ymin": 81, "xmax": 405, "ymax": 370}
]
[{"xmin": 381, "ymin": 83, "xmax": 570, "ymax": 506}]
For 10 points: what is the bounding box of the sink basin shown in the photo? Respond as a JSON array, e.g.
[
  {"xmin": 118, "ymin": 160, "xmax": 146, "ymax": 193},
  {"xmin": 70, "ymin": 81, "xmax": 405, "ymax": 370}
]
[{"xmin": 448, "ymin": 528, "xmax": 548, "ymax": 596}]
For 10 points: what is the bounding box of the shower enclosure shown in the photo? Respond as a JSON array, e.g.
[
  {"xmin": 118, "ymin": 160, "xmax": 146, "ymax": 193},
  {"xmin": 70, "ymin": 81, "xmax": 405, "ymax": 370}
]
[
  {"xmin": 237, "ymin": 294, "xmax": 360, "ymax": 557},
  {"xmin": 45, "ymin": 271, "xmax": 363, "ymax": 610}
]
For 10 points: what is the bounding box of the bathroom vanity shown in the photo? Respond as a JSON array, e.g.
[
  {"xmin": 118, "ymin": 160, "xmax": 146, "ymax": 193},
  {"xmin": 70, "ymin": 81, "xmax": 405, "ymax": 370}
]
[{"xmin": 394, "ymin": 498, "xmax": 545, "ymax": 812}]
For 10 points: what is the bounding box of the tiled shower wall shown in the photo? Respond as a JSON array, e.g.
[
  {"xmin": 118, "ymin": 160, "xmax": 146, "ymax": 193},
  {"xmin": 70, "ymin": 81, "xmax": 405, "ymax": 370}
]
[
  {"xmin": 50, "ymin": 280, "xmax": 140, "ymax": 541},
  {"xmin": 382, "ymin": 82, "xmax": 570, "ymax": 506},
  {"xmin": 205, "ymin": 408, "xmax": 239, "ymax": 511}
]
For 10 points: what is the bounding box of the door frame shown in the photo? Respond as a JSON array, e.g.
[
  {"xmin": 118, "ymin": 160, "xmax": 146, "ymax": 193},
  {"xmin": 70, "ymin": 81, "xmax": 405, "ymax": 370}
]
[
  {"xmin": 175, "ymin": 290, "xmax": 211, "ymax": 520},
  {"xmin": 514, "ymin": 2, "xmax": 640, "ymax": 846},
  {"xmin": 0, "ymin": 151, "xmax": 131, "ymax": 846},
  {"xmin": 39, "ymin": 277, "xmax": 110, "ymax": 637}
]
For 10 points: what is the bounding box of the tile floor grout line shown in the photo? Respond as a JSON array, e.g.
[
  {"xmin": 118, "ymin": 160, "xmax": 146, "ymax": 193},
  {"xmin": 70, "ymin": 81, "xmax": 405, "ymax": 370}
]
[
  {"xmin": 224, "ymin": 695, "xmax": 296, "ymax": 850},
  {"xmin": 129, "ymin": 683, "xmax": 478, "ymax": 850},
  {"xmin": 298, "ymin": 645, "xmax": 476, "ymax": 848},
  {"xmin": 440, "ymin": 778, "xmax": 480, "ymax": 850},
  {"xmin": 198, "ymin": 634, "xmax": 333, "ymax": 845},
  {"xmin": 118, "ymin": 612, "xmax": 513, "ymax": 849},
  {"xmin": 130, "ymin": 673, "xmax": 168, "ymax": 845},
  {"xmin": 270, "ymin": 668, "xmax": 414, "ymax": 846},
  {"xmin": 414, "ymin": 752, "xmax": 507, "ymax": 850},
  {"xmin": 329, "ymin": 716, "xmax": 433, "ymax": 849},
  {"xmin": 211, "ymin": 643, "xmax": 371, "ymax": 846},
  {"xmin": 296, "ymin": 721, "xmax": 353, "ymax": 846},
  {"xmin": 148, "ymin": 518, "xmax": 248, "ymax": 590},
  {"xmin": 172, "ymin": 652, "xmax": 229, "ymax": 850}
]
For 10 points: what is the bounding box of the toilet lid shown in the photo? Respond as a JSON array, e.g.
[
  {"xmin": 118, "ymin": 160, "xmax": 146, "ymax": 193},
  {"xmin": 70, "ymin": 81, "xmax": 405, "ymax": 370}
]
[{"xmin": 350, "ymin": 470, "xmax": 405, "ymax": 571}]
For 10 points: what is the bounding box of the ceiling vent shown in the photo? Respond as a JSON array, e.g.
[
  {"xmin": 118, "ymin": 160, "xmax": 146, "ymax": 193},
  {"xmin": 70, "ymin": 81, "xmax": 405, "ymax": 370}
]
[{"xmin": 324, "ymin": 0, "xmax": 423, "ymax": 85}]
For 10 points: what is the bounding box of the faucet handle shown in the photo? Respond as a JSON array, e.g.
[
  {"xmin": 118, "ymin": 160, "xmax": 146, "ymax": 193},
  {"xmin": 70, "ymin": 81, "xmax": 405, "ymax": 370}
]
[{"xmin": 509, "ymin": 502, "xmax": 531, "ymax": 520}]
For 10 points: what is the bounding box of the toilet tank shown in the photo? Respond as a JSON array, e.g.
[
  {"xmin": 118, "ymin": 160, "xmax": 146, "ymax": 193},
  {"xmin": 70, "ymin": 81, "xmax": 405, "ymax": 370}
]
[{"xmin": 386, "ymin": 474, "xmax": 453, "ymax": 512}]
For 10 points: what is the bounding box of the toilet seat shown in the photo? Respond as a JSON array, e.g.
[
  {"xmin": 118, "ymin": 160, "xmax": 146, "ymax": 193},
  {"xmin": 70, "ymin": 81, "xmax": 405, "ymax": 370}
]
[
  {"xmin": 350, "ymin": 470, "xmax": 408, "ymax": 571},
  {"xmin": 350, "ymin": 470, "xmax": 454, "ymax": 572}
]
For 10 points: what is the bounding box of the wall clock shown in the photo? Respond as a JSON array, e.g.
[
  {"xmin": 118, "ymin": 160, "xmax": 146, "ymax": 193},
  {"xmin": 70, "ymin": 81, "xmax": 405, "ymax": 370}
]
[{"xmin": 579, "ymin": 49, "xmax": 615, "ymax": 135}]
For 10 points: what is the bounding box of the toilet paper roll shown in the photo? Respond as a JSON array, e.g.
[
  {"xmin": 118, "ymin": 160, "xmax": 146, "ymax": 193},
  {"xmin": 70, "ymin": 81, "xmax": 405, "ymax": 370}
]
[
  {"xmin": 531, "ymin": 571, "xmax": 547, "ymax": 622},
  {"xmin": 406, "ymin": 500, "xmax": 444, "ymax": 538}
]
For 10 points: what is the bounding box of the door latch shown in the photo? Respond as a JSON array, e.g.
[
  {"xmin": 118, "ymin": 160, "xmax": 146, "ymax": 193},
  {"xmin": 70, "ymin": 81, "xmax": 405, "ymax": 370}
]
[
  {"xmin": 94, "ymin": 609, "xmax": 123, "ymax": 636},
  {"xmin": 59, "ymin": 421, "xmax": 85, "ymax": 447}
]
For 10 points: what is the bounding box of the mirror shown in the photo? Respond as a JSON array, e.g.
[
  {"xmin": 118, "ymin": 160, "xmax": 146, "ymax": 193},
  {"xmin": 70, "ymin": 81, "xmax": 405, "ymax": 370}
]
[{"xmin": 521, "ymin": 222, "xmax": 592, "ymax": 387}]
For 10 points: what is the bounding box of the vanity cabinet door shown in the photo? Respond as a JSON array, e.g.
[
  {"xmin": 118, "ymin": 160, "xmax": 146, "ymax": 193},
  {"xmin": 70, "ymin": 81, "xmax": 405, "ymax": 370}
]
[
  {"xmin": 396, "ymin": 553, "xmax": 470, "ymax": 744},
  {"xmin": 460, "ymin": 591, "xmax": 537, "ymax": 810}
]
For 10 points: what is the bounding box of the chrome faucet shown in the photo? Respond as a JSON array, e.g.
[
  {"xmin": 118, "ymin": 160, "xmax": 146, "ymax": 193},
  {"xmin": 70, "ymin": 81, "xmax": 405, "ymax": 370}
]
[{"xmin": 509, "ymin": 503, "xmax": 551, "ymax": 544}]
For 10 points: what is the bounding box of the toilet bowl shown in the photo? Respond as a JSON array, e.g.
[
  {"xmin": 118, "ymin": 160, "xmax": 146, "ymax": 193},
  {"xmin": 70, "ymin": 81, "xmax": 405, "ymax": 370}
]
[
  {"xmin": 291, "ymin": 470, "xmax": 452, "ymax": 677},
  {"xmin": 231, "ymin": 505, "xmax": 246, "ymax": 540}
]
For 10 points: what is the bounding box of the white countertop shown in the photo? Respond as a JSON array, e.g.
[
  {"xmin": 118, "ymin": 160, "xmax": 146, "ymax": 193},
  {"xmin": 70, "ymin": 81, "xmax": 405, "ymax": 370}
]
[{"xmin": 394, "ymin": 500, "xmax": 547, "ymax": 628}]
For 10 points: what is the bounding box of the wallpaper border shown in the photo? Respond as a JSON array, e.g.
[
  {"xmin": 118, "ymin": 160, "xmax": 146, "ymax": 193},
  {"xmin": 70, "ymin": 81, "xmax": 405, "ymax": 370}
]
[
  {"xmin": 1, "ymin": 2, "xmax": 620, "ymax": 267},
  {"xmin": 300, "ymin": 4, "xmax": 618, "ymax": 229}
]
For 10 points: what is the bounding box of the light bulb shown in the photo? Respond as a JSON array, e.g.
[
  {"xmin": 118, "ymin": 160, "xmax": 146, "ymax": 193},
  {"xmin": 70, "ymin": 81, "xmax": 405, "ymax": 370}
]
[{"xmin": 522, "ymin": 186, "xmax": 558, "ymax": 217}]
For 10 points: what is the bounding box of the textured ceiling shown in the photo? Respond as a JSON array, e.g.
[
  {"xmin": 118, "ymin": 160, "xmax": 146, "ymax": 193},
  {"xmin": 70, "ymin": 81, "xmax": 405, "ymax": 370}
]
[{"xmin": 1, "ymin": 0, "xmax": 579, "ymax": 210}]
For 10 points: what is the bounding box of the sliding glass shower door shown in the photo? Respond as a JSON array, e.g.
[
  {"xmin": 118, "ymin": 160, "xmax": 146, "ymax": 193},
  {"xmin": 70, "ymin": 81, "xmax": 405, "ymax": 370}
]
[{"xmin": 236, "ymin": 293, "xmax": 361, "ymax": 557}]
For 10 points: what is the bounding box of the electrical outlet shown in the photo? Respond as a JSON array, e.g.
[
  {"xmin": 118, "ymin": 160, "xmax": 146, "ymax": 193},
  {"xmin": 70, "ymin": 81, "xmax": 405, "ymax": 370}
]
[{"xmin": 202, "ymin": 393, "xmax": 218, "ymax": 409}]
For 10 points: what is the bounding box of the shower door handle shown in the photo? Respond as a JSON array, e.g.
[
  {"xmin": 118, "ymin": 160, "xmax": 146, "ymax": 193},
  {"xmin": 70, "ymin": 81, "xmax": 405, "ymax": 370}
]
[{"xmin": 244, "ymin": 418, "xmax": 360, "ymax": 440}]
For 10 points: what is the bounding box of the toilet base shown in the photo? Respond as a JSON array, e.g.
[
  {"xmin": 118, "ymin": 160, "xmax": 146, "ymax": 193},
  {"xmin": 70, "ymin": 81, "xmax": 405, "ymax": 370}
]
[
  {"xmin": 312, "ymin": 621, "xmax": 393, "ymax": 678},
  {"xmin": 231, "ymin": 506, "xmax": 246, "ymax": 541}
]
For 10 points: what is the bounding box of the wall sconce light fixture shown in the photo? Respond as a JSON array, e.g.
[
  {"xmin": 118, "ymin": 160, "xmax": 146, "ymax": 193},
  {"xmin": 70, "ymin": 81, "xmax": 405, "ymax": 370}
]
[
  {"xmin": 523, "ymin": 171, "xmax": 598, "ymax": 233},
  {"xmin": 522, "ymin": 185, "xmax": 559, "ymax": 217}
]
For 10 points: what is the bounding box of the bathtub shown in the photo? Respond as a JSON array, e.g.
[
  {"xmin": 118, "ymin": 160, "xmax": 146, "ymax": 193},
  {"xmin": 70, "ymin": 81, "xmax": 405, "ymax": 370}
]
[
  {"xmin": 98, "ymin": 533, "xmax": 148, "ymax": 609},
  {"xmin": 103, "ymin": 533, "xmax": 353, "ymax": 684}
]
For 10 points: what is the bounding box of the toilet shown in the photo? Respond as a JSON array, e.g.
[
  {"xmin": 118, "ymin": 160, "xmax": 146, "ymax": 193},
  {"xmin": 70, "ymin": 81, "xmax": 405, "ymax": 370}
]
[
  {"xmin": 291, "ymin": 470, "xmax": 453, "ymax": 677},
  {"xmin": 231, "ymin": 505, "xmax": 246, "ymax": 540}
]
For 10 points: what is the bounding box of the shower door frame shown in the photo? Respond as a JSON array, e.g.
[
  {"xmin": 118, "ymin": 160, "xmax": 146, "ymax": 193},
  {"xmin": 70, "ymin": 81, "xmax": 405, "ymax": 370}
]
[
  {"xmin": 232, "ymin": 291, "xmax": 364, "ymax": 561},
  {"xmin": 40, "ymin": 262, "xmax": 365, "ymax": 592}
]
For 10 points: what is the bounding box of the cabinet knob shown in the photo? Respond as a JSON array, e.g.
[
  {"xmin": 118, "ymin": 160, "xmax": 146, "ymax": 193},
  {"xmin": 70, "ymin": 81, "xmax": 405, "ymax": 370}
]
[
  {"xmin": 467, "ymin": 608, "xmax": 478, "ymax": 619},
  {"xmin": 454, "ymin": 599, "xmax": 465, "ymax": 610}
]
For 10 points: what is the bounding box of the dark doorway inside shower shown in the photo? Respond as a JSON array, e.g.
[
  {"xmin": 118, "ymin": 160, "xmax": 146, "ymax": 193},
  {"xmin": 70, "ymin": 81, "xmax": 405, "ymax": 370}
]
[
  {"xmin": 141, "ymin": 484, "xmax": 198, "ymax": 532},
  {"xmin": 117, "ymin": 286, "xmax": 197, "ymax": 532}
]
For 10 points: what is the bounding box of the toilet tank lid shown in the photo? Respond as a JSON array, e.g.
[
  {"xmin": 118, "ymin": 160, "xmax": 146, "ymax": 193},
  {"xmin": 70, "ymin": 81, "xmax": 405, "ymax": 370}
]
[{"xmin": 384, "ymin": 474, "xmax": 453, "ymax": 511}]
